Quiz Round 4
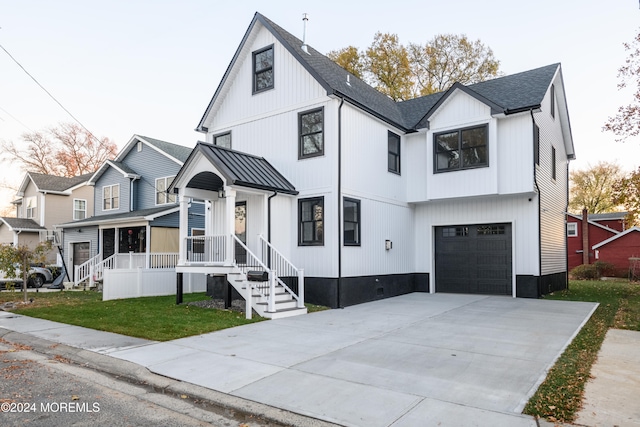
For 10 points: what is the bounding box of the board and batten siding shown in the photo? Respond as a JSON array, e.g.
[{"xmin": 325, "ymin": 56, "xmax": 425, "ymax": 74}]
[
  {"xmin": 94, "ymin": 168, "xmax": 131, "ymax": 216},
  {"xmin": 341, "ymin": 195, "xmax": 414, "ymax": 277},
  {"xmin": 340, "ymin": 103, "xmax": 407, "ymax": 203},
  {"xmin": 497, "ymin": 113, "xmax": 537, "ymax": 195},
  {"xmin": 206, "ymin": 25, "xmax": 327, "ymax": 132},
  {"xmin": 535, "ymin": 75, "xmax": 569, "ymax": 276},
  {"xmin": 413, "ymin": 195, "xmax": 539, "ymax": 278},
  {"xmin": 424, "ymin": 91, "xmax": 499, "ymax": 200}
]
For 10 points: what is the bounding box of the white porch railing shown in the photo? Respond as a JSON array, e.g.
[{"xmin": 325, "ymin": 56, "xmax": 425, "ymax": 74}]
[
  {"xmin": 259, "ymin": 235, "xmax": 304, "ymax": 308},
  {"xmin": 232, "ymin": 234, "xmax": 277, "ymax": 314},
  {"xmin": 74, "ymin": 252, "xmax": 179, "ymax": 287},
  {"xmin": 184, "ymin": 235, "xmax": 226, "ymax": 264}
]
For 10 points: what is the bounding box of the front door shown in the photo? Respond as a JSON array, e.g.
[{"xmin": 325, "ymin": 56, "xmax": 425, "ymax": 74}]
[
  {"xmin": 72, "ymin": 242, "xmax": 90, "ymax": 281},
  {"xmin": 235, "ymin": 201, "xmax": 247, "ymax": 265}
]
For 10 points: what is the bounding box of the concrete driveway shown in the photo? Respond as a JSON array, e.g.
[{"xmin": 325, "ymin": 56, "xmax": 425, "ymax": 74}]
[{"xmin": 109, "ymin": 293, "xmax": 598, "ymax": 426}]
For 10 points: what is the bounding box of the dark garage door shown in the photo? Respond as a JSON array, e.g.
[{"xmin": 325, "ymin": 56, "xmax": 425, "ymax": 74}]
[{"xmin": 435, "ymin": 223, "xmax": 512, "ymax": 295}]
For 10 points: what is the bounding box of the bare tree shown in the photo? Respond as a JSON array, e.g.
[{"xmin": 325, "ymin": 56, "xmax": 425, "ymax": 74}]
[{"xmin": 1, "ymin": 122, "xmax": 117, "ymax": 177}]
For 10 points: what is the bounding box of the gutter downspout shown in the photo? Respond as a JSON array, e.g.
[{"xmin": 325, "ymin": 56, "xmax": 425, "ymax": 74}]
[
  {"xmin": 531, "ymin": 109, "xmax": 543, "ymax": 297},
  {"xmin": 337, "ymin": 96, "xmax": 345, "ymax": 308},
  {"xmin": 267, "ymin": 191, "xmax": 277, "ymax": 268}
]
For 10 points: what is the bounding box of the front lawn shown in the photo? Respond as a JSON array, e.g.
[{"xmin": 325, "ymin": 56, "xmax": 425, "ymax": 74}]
[
  {"xmin": 1, "ymin": 291, "xmax": 263, "ymax": 341},
  {"xmin": 524, "ymin": 279, "xmax": 640, "ymax": 423}
]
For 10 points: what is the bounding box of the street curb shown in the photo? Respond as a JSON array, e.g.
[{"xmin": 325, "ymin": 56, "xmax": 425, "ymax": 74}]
[{"xmin": 0, "ymin": 328, "xmax": 338, "ymax": 427}]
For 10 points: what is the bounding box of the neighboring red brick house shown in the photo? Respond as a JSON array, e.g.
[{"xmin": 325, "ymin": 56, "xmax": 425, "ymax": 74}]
[
  {"xmin": 567, "ymin": 209, "xmax": 640, "ymax": 270},
  {"xmin": 566, "ymin": 210, "xmax": 627, "ymax": 271},
  {"xmin": 593, "ymin": 227, "xmax": 640, "ymax": 275}
]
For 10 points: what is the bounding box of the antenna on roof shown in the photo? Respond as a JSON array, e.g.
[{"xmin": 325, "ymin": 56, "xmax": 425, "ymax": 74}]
[{"xmin": 301, "ymin": 13, "xmax": 310, "ymax": 54}]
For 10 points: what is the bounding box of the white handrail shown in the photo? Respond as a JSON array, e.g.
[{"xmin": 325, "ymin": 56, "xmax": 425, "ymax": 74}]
[{"xmin": 259, "ymin": 235, "xmax": 305, "ymax": 308}]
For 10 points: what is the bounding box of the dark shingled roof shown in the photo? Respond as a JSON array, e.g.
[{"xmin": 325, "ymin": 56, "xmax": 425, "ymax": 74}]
[
  {"xmin": 29, "ymin": 172, "xmax": 92, "ymax": 192},
  {"xmin": 177, "ymin": 143, "xmax": 298, "ymax": 195},
  {"xmin": 57, "ymin": 206, "xmax": 178, "ymax": 228},
  {"xmin": 200, "ymin": 13, "xmax": 561, "ymax": 133},
  {"xmin": 0, "ymin": 217, "xmax": 45, "ymax": 231},
  {"xmin": 137, "ymin": 135, "xmax": 192, "ymax": 163}
]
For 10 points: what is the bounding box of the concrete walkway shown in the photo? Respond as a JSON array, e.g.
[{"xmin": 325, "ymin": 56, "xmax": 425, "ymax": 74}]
[{"xmin": 1, "ymin": 293, "xmax": 599, "ymax": 426}]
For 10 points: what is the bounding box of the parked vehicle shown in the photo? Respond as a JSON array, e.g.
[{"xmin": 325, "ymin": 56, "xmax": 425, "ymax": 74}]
[{"xmin": 0, "ymin": 265, "xmax": 54, "ymax": 289}]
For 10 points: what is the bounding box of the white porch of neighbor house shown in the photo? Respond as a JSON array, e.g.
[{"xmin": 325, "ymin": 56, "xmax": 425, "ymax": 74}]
[
  {"xmin": 171, "ymin": 143, "xmax": 305, "ymax": 319},
  {"xmin": 73, "ymin": 220, "xmax": 181, "ymax": 288}
]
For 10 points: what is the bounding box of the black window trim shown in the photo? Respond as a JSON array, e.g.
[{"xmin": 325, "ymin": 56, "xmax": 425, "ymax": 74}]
[
  {"xmin": 388, "ymin": 131, "xmax": 401, "ymax": 175},
  {"xmin": 533, "ymin": 123, "xmax": 540, "ymax": 166},
  {"xmin": 298, "ymin": 196, "xmax": 324, "ymax": 246},
  {"xmin": 343, "ymin": 197, "xmax": 361, "ymax": 246},
  {"xmin": 298, "ymin": 107, "xmax": 324, "ymax": 159},
  {"xmin": 552, "ymin": 145, "xmax": 557, "ymax": 181},
  {"xmin": 252, "ymin": 44, "xmax": 274, "ymax": 94},
  {"xmin": 213, "ymin": 131, "xmax": 232, "ymax": 149},
  {"xmin": 433, "ymin": 123, "xmax": 489, "ymax": 173}
]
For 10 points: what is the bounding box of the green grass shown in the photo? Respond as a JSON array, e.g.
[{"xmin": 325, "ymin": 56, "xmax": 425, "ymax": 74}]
[
  {"xmin": 2, "ymin": 291, "xmax": 264, "ymax": 341},
  {"xmin": 524, "ymin": 279, "xmax": 640, "ymax": 423}
]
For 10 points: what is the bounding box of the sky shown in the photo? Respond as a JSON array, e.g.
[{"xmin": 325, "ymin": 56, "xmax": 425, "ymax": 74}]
[{"xmin": 1, "ymin": 0, "xmax": 639, "ymax": 211}]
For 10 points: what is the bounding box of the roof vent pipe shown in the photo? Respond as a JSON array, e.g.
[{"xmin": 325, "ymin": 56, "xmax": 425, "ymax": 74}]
[{"xmin": 301, "ymin": 13, "xmax": 310, "ymax": 54}]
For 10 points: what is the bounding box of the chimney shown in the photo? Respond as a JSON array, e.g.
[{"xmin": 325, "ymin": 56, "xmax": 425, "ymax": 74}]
[
  {"xmin": 582, "ymin": 208, "xmax": 590, "ymax": 265},
  {"xmin": 301, "ymin": 13, "xmax": 310, "ymax": 54}
]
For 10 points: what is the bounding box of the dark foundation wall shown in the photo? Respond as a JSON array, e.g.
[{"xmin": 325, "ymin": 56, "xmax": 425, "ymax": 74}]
[
  {"xmin": 516, "ymin": 273, "xmax": 568, "ymax": 298},
  {"xmin": 305, "ymin": 273, "xmax": 430, "ymax": 309}
]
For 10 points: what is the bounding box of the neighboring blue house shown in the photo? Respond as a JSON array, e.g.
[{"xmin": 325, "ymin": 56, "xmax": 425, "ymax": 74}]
[{"xmin": 58, "ymin": 135, "xmax": 203, "ymax": 285}]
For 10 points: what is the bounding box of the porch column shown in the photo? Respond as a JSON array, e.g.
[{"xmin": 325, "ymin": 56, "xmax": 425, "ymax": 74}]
[
  {"xmin": 178, "ymin": 194, "xmax": 189, "ymax": 265},
  {"xmin": 225, "ymin": 188, "xmax": 236, "ymax": 265}
]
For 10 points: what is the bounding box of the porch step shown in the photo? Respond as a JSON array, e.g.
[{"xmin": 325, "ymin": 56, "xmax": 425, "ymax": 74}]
[
  {"xmin": 261, "ymin": 306, "xmax": 308, "ymax": 320},
  {"xmin": 256, "ymin": 299, "xmax": 299, "ymax": 311}
]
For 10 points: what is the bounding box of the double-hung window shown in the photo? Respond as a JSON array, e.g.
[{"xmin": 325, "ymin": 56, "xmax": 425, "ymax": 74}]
[
  {"xmin": 567, "ymin": 223, "xmax": 578, "ymax": 237},
  {"xmin": 253, "ymin": 45, "xmax": 274, "ymax": 93},
  {"xmin": 343, "ymin": 198, "xmax": 361, "ymax": 246},
  {"xmin": 156, "ymin": 176, "xmax": 176, "ymax": 205},
  {"xmin": 299, "ymin": 108, "xmax": 324, "ymax": 159},
  {"xmin": 388, "ymin": 131, "xmax": 401, "ymax": 174},
  {"xmin": 434, "ymin": 124, "xmax": 488, "ymax": 172},
  {"xmin": 73, "ymin": 199, "xmax": 87, "ymax": 220},
  {"xmin": 103, "ymin": 184, "xmax": 120, "ymax": 211},
  {"xmin": 213, "ymin": 132, "xmax": 231, "ymax": 149},
  {"xmin": 299, "ymin": 197, "xmax": 324, "ymax": 245},
  {"xmin": 25, "ymin": 196, "xmax": 37, "ymax": 219}
]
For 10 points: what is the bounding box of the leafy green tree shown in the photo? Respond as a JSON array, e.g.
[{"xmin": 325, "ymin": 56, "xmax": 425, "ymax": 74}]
[
  {"xmin": 604, "ymin": 30, "xmax": 640, "ymax": 141},
  {"xmin": 0, "ymin": 241, "xmax": 51, "ymax": 303},
  {"xmin": 328, "ymin": 32, "xmax": 500, "ymax": 100},
  {"xmin": 569, "ymin": 161, "xmax": 623, "ymax": 214},
  {"xmin": 612, "ymin": 167, "xmax": 640, "ymax": 226}
]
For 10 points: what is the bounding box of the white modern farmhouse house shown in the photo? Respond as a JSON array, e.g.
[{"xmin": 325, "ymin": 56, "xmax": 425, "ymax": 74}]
[{"xmin": 169, "ymin": 12, "xmax": 574, "ymax": 316}]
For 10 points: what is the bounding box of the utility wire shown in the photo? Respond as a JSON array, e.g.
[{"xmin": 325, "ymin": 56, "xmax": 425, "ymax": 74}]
[
  {"xmin": 0, "ymin": 105, "xmax": 33, "ymax": 132},
  {"xmin": 0, "ymin": 42, "xmax": 99, "ymax": 142}
]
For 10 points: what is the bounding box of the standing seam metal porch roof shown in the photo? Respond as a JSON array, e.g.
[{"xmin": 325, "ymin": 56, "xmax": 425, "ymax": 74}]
[{"xmin": 173, "ymin": 143, "xmax": 298, "ymax": 195}]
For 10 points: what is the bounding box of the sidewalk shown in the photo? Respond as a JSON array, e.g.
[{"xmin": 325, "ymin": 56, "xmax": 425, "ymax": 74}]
[{"xmin": 1, "ymin": 294, "xmax": 603, "ymax": 426}]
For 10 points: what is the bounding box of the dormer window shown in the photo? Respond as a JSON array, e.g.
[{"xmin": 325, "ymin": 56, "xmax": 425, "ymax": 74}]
[{"xmin": 253, "ymin": 45, "xmax": 274, "ymax": 93}]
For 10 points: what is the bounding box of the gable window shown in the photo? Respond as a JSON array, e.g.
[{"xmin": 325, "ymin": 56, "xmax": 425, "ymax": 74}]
[
  {"xmin": 552, "ymin": 146, "xmax": 557, "ymax": 180},
  {"xmin": 299, "ymin": 108, "xmax": 324, "ymax": 159},
  {"xmin": 156, "ymin": 176, "xmax": 176, "ymax": 205},
  {"xmin": 73, "ymin": 199, "xmax": 87, "ymax": 220},
  {"xmin": 213, "ymin": 132, "xmax": 231, "ymax": 149},
  {"xmin": 550, "ymin": 84, "xmax": 555, "ymax": 119},
  {"xmin": 299, "ymin": 197, "xmax": 324, "ymax": 246},
  {"xmin": 25, "ymin": 196, "xmax": 37, "ymax": 219},
  {"xmin": 533, "ymin": 124, "xmax": 540, "ymax": 166},
  {"xmin": 103, "ymin": 184, "xmax": 120, "ymax": 211},
  {"xmin": 388, "ymin": 131, "xmax": 401, "ymax": 174},
  {"xmin": 434, "ymin": 124, "xmax": 488, "ymax": 172},
  {"xmin": 344, "ymin": 198, "xmax": 361, "ymax": 246},
  {"xmin": 567, "ymin": 222, "xmax": 578, "ymax": 237},
  {"xmin": 253, "ymin": 45, "xmax": 274, "ymax": 93}
]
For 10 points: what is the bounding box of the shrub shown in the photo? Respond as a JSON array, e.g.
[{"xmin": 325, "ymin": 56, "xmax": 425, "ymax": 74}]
[
  {"xmin": 570, "ymin": 264, "xmax": 599, "ymax": 280},
  {"xmin": 593, "ymin": 261, "xmax": 617, "ymax": 277}
]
